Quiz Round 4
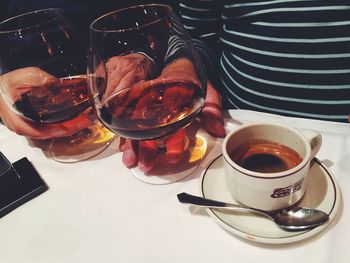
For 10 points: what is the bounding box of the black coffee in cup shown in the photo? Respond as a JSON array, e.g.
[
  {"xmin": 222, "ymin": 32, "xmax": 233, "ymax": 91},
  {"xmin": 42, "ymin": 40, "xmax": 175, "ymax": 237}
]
[{"xmin": 229, "ymin": 139, "xmax": 302, "ymax": 173}]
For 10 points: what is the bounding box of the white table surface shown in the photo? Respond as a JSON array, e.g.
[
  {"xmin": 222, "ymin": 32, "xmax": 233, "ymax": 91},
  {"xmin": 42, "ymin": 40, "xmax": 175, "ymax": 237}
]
[{"xmin": 0, "ymin": 109, "xmax": 350, "ymax": 263}]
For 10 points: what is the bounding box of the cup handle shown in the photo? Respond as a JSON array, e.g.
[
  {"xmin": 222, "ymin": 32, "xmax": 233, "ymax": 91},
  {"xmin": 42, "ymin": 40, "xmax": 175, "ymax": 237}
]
[{"xmin": 302, "ymin": 130, "xmax": 322, "ymax": 159}]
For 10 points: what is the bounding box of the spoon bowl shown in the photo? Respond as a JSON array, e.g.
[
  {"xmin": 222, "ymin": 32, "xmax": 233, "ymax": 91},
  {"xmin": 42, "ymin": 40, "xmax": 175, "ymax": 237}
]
[{"xmin": 177, "ymin": 192, "xmax": 329, "ymax": 231}]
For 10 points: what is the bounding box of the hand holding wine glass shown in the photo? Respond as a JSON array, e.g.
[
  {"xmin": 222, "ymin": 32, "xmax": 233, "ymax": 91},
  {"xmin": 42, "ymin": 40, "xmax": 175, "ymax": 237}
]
[
  {"xmin": 119, "ymin": 80, "xmax": 226, "ymax": 173},
  {"xmin": 88, "ymin": 4, "xmax": 224, "ymax": 183},
  {"xmin": 104, "ymin": 55, "xmax": 225, "ymax": 172},
  {"xmin": 0, "ymin": 8, "xmax": 114, "ymax": 162},
  {"xmin": 0, "ymin": 67, "xmax": 91, "ymax": 139}
]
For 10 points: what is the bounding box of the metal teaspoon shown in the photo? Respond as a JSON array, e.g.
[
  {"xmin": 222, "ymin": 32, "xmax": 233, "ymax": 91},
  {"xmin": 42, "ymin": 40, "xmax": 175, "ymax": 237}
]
[{"xmin": 177, "ymin": 192, "xmax": 329, "ymax": 231}]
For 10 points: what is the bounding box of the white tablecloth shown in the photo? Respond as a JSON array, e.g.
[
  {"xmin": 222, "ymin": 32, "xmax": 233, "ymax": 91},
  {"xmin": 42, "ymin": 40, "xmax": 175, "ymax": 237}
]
[{"xmin": 0, "ymin": 110, "xmax": 349, "ymax": 263}]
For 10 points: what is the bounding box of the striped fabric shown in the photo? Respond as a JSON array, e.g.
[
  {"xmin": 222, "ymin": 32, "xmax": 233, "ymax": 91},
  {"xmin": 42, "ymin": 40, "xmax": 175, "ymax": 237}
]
[{"xmin": 178, "ymin": 0, "xmax": 350, "ymax": 122}]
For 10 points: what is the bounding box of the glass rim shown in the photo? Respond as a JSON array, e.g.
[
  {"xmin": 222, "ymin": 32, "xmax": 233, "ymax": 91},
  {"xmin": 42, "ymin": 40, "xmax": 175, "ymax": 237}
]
[
  {"xmin": 0, "ymin": 8, "xmax": 65, "ymax": 33},
  {"xmin": 90, "ymin": 4, "xmax": 172, "ymax": 33}
]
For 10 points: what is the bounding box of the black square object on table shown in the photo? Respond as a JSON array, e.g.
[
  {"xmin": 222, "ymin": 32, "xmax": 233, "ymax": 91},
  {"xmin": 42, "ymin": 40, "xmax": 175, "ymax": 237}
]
[{"xmin": 0, "ymin": 152, "xmax": 48, "ymax": 218}]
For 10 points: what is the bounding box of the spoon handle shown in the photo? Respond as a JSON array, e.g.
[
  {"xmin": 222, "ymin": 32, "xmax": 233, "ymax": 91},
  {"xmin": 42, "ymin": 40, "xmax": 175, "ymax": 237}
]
[{"xmin": 177, "ymin": 192, "xmax": 265, "ymax": 215}]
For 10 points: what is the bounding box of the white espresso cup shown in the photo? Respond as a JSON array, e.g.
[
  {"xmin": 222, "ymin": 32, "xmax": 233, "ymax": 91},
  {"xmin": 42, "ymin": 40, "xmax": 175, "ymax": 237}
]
[{"xmin": 222, "ymin": 123, "xmax": 322, "ymax": 211}]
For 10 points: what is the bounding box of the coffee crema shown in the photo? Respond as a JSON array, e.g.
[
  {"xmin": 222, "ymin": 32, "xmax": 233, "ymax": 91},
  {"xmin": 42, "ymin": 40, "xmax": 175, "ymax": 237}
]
[{"xmin": 229, "ymin": 139, "xmax": 302, "ymax": 173}]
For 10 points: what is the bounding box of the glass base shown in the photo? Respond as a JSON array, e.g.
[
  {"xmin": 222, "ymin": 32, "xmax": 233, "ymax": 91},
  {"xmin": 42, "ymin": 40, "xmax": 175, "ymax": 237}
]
[
  {"xmin": 49, "ymin": 122, "xmax": 115, "ymax": 163},
  {"xmin": 132, "ymin": 129, "xmax": 208, "ymax": 185}
]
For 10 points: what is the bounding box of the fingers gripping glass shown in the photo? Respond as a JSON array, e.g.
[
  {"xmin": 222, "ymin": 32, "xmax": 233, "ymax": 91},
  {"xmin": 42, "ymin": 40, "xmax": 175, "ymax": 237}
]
[
  {"xmin": 88, "ymin": 4, "xmax": 208, "ymax": 184},
  {"xmin": 0, "ymin": 9, "xmax": 115, "ymax": 163}
]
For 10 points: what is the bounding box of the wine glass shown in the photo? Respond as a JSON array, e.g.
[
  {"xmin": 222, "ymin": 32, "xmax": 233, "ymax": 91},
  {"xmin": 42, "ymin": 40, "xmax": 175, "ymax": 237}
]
[
  {"xmin": 88, "ymin": 4, "xmax": 208, "ymax": 184},
  {"xmin": 0, "ymin": 8, "xmax": 115, "ymax": 163}
]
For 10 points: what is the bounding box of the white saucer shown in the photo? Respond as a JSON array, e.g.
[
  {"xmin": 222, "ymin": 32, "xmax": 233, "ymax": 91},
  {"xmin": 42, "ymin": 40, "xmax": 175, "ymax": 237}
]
[{"xmin": 200, "ymin": 155, "xmax": 341, "ymax": 244}]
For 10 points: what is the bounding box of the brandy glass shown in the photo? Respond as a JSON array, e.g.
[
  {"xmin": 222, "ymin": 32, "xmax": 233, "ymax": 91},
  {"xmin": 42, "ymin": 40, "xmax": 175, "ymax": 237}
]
[
  {"xmin": 0, "ymin": 8, "xmax": 114, "ymax": 163},
  {"xmin": 88, "ymin": 4, "xmax": 207, "ymax": 184}
]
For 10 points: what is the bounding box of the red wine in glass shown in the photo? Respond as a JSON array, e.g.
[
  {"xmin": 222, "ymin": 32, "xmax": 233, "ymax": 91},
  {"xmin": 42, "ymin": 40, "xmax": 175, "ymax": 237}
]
[
  {"xmin": 97, "ymin": 80, "xmax": 204, "ymax": 140},
  {"xmin": 13, "ymin": 76, "xmax": 89, "ymax": 124},
  {"xmin": 88, "ymin": 4, "xmax": 208, "ymax": 184},
  {"xmin": 0, "ymin": 8, "xmax": 115, "ymax": 163}
]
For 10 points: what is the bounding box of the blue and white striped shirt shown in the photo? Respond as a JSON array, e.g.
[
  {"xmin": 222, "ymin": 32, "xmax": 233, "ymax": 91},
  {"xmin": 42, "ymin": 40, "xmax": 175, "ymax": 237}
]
[{"xmin": 178, "ymin": 0, "xmax": 350, "ymax": 122}]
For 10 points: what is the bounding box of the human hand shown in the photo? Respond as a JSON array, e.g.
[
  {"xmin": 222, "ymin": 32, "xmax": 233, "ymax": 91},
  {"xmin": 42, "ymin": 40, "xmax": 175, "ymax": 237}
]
[
  {"xmin": 118, "ymin": 58, "xmax": 225, "ymax": 172},
  {"xmin": 144, "ymin": 58, "xmax": 226, "ymax": 138},
  {"xmin": 120, "ymin": 83, "xmax": 225, "ymax": 172},
  {"xmin": 0, "ymin": 67, "xmax": 90, "ymax": 139},
  {"xmin": 103, "ymin": 55, "xmax": 225, "ymax": 172},
  {"xmin": 103, "ymin": 53, "xmax": 157, "ymax": 100}
]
